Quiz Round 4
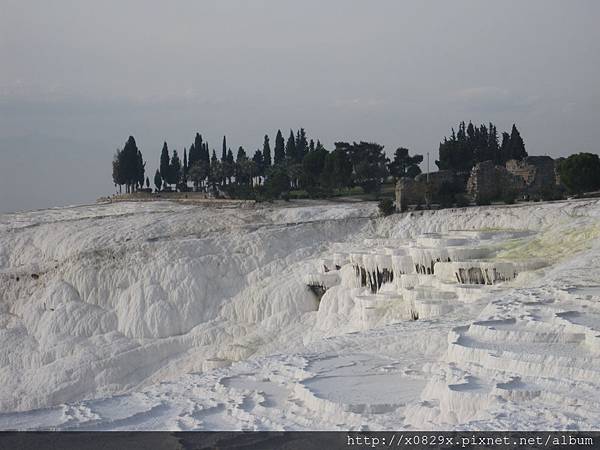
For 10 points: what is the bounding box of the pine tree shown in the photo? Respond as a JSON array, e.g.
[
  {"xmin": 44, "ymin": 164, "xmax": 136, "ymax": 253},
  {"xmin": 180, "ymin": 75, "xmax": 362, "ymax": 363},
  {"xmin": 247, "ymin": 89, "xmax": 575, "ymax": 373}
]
[
  {"xmin": 262, "ymin": 135, "xmax": 272, "ymax": 168},
  {"xmin": 160, "ymin": 142, "xmax": 171, "ymax": 188},
  {"xmin": 274, "ymin": 130, "xmax": 285, "ymax": 165},
  {"xmin": 388, "ymin": 147, "xmax": 423, "ymax": 179}
]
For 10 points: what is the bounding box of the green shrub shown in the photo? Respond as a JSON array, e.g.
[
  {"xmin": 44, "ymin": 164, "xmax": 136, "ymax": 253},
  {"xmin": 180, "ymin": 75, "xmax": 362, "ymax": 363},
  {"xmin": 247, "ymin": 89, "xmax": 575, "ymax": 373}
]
[
  {"xmin": 288, "ymin": 190, "xmax": 309, "ymax": 200},
  {"xmin": 437, "ymin": 181, "xmax": 458, "ymax": 209},
  {"xmin": 476, "ymin": 195, "xmax": 491, "ymax": 206},
  {"xmin": 502, "ymin": 190, "xmax": 517, "ymax": 205},
  {"xmin": 333, "ymin": 186, "xmax": 364, "ymax": 197},
  {"xmin": 455, "ymin": 194, "xmax": 470, "ymax": 207},
  {"xmin": 378, "ymin": 198, "xmax": 396, "ymax": 217},
  {"xmin": 558, "ymin": 153, "xmax": 600, "ymax": 194}
]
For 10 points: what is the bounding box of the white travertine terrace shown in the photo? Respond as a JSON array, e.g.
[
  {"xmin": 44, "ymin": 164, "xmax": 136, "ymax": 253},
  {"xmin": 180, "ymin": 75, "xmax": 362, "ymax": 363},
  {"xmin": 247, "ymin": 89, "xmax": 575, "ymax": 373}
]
[{"xmin": 1, "ymin": 199, "xmax": 600, "ymax": 430}]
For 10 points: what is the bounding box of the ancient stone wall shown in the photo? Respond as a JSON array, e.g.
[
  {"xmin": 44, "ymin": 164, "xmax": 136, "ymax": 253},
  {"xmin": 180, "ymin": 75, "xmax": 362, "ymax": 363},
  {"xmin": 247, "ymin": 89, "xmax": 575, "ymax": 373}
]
[
  {"xmin": 393, "ymin": 156, "xmax": 561, "ymax": 209},
  {"xmin": 395, "ymin": 170, "xmax": 455, "ymax": 210},
  {"xmin": 506, "ymin": 156, "xmax": 559, "ymax": 198},
  {"xmin": 466, "ymin": 161, "xmax": 525, "ymax": 201}
]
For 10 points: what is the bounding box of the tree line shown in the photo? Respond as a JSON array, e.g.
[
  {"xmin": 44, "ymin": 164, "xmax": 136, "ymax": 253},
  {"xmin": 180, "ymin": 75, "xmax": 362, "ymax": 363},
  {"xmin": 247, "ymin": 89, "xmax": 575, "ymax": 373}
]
[
  {"xmin": 111, "ymin": 122, "xmax": 600, "ymax": 202},
  {"xmin": 437, "ymin": 121, "xmax": 527, "ymax": 173},
  {"xmin": 111, "ymin": 129, "xmax": 424, "ymax": 200}
]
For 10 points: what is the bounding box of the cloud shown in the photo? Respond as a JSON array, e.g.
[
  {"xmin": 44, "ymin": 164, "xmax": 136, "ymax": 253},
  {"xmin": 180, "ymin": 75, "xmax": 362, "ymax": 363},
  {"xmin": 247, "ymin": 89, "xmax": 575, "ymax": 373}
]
[
  {"xmin": 333, "ymin": 97, "xmax": 388, "ymax": 111},
  {"xmin": 451, "ymin": 86, "xmax": 539, "ymax": 113}
]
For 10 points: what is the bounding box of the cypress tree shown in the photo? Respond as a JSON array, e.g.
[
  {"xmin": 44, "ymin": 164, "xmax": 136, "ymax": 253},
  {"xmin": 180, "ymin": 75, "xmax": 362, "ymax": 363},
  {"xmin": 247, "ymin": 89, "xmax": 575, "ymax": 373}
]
[
  {"xmin": 500, "ymin": 132, "xmax": 511, "ymax": 162},
  {"xmin": 285, "ymin": 129, "xmax": 296, "ymax": 163},
  {"xmin": 188, "ymin": 143, "xmax": 196, "ymax": 168},
  {"xmin": 170, "ymin": 150, "xmax": 182, "ymax": 188},
  {"xmin": 112, "ymin": 149, "xmax": 125, "ymax": 193},
  {"xmin": 203, "ymin": 143, "xmax": 210, "ymax": 165},
  {"xmin": 209, "ymin": 150, "xmax": 221, "ymax": 188},
  {"xmin": 296, "ymin": 128, "xmax": 308, "ymax": 162},
  {"xmin": 194, "ymin": 133, "xmax": 203, "ymax": 158},
  {"xmin": 160, "ymin": 142, "xmax": 170, "ymax": 188},
  {"xmin": 136, "ymin": 149, "xmax": 145, "ymax": 190},
  {"xmin": 222, "ymin": 136, "xmax": 227, "ymax": 162},
  {"xmin": 274, "ymin": 130, "xmax": 285, "ymax": 165},
  {"xmin": 120, "ymin": 136, "xmax": 141, "ymax": 193},
  {"xmin": 224, "ymin": 148, "xmax": 235, "ymax": 184},
  {"xmin": 262, "ymin": 135, "xmax": 272, "ymax": 168},
  {"xmin": 235, "ymin": 146, "xmax": 248, "ymax": 185},
  {"xmin": 489, "ymin": 123, "xmax": 499, "ymax": 164},
  {"xmin": 183, "ymin": 148, "xmax": 188, "ymax": 178},
  {"xmin": 253, "ymin": 149, "xmax": 264, "ymax": 182},
  {"xmin": 508, "ymin": 124, "xmax": 527, "ymax": 161},
  {"xmin": 154, "ymin": 169, "xmax": 162, "ymax": 192},
  {"xmin": 236, "ymin": 146, "xmax": 247, "ymax": 162},
  {"xmin": 145, "ymin": 176, "xmax": 150, "ymax": 189}
]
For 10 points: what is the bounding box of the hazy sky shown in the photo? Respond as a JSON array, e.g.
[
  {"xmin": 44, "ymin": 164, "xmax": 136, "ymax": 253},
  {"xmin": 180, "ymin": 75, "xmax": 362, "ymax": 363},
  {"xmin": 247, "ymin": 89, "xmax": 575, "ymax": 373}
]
[{"xmin": 1, "ymin": 0, "xmax": 599, "ymax": 213}]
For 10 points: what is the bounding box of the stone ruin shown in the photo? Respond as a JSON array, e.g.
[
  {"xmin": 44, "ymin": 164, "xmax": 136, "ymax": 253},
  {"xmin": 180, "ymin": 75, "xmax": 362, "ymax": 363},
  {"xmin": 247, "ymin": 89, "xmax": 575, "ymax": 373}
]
[
  {"xmin": 395, "ymin": 170, "xmax": 455, "ymax": 211},
  {"xmin": 465, "ymin": 160, "xmax": 525, "ymax": 202},
  {"xmin": 395, "ymin": 156, "xmax": 562, "ymax": 210}
]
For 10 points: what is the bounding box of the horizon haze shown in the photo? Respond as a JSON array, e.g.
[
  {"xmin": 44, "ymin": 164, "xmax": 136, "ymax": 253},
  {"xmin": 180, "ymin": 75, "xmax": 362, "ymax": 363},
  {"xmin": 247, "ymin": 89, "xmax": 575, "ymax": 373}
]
[{"xmin": 1, "ymin": 0, "xmax": 599, "ymax": 212}]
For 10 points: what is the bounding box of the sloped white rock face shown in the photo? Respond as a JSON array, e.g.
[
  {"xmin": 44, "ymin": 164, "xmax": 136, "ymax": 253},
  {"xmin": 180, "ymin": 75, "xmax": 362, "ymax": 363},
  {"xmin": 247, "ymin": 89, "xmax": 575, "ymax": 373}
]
[
  {"xmin": 1, "ymin": 199, "xmax": 600, "ymax": 430},
  {"xmin": 0, "ymin": 202, "xmax": 376, "ymax": 412}
]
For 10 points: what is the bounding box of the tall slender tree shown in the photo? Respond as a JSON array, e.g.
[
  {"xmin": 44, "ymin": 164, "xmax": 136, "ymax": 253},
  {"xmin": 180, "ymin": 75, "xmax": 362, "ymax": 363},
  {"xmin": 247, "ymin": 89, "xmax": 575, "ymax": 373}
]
[
  {"xmin": 285, "ymin": 129, "xmax": 297, "ymax": 163},
  {"xmin": 136, "ymin": 149, "xmax": 145, "ymax": 189},
  {"xmin": 262, "ymin": 134, "xmax": 272, "ymax": 168},
  {"xmin": 183, "ymin": 148, "xmax": 188, "ymax": 179},
  {"xmin": 223, "ymin": 148, "xmax": 235, "ymax": 184},
  {"xmin": 112, "ymin": 149, "xmax": 125, "ymax": 193},
  {"xmin": 209, "ymin": 150, "xmax": 222, "ymax": 189},
  {"xmin": 274, "ymin": 130, "xmax": 285, "ymax": 165},
  {"xmin": 194, "ymin": 133, "xmax": 203, "ymax": 161},
  {"xmin": 252, "ymin": 149, "xmax": 264, "ymax": 183},
  {"xmin": 153, "ymin": 169, "xmax": 162, "ymax": 192},
  {"xmin": 296, "ymin": 128, "xmax": 308, "ymax": 162},
  {"xmin": 118, "ymin": 136, "xmax": 143, "ymax": 193},
  {"xmin": 169, "ymin": 150, "xmax": 182, "ymax": 188},
  {"xmin": 508, "ymin": 124, "xmax": 527, "ymax": 161},
  {"xmin": 160, "ymin": 142, "xmax": 171, "ymax": 188}
]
